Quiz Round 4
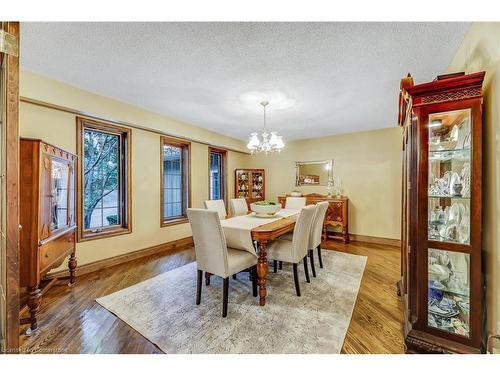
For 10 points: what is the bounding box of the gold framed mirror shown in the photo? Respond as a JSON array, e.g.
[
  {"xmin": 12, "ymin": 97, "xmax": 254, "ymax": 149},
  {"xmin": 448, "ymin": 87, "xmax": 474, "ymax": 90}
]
[{"xmin": 295, "ymin": 159, "xmax": 333, "ymax": 186}]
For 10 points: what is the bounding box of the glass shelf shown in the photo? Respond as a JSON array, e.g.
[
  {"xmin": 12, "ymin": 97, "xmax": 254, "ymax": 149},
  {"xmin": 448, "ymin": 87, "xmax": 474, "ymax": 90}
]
[
  {"xmin": 428, "ymin": 195, "xmax": 470, "ymax": 200},
  {"xmin": 428, "ymin": 282, "xmax": 469, "ymax": 298},
  {"xmin": 429, "ymin": 148, "xmax": 471, "ymax": 162},
  {"xmin": 428, "ymin": 198, "xmax": 470, "ymax": 245},
  {"xmin": 428, "ymin": 248, "xmax": 470, "ymax": 338},
  {"xmin": 429, "ymin": 147, "xmax": 471, "ymax": 155}
]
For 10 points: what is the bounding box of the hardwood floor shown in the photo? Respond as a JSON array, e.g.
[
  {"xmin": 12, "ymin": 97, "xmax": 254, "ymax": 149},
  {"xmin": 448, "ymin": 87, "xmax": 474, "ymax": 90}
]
[
  {"xmin": 19, "ymin": 240, "xmax": 404, "ymax": 354},
  {"xmin": 323, "ymin": 241, "xmax": 405, "ymax": 354}
]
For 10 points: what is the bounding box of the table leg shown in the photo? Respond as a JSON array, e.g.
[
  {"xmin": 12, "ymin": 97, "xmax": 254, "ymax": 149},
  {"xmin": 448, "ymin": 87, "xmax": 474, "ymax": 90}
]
[
  {"xmin": 257, "ymin": 240, "xmax": 269, "ymax": 306},
  {"xmin": 68, "ymin": 251, "xmax": 77, "ymax": 286}
]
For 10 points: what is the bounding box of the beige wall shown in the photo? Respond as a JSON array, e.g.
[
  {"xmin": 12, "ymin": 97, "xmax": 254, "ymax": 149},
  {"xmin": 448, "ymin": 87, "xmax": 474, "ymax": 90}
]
[
  {"xmin": 19, "ymin": 71, "xmax": 250, "ymax": 268},
  {"xmin": 19, "ymin": 72, "xmax": 403, "ymax": 270},
  {"xmin": 448, "ymin": 22, "xmax": 500, "ymax": 345},
  {"xmin": 247, "ymin": 128, "xmax": 402, "ymax": 240}
]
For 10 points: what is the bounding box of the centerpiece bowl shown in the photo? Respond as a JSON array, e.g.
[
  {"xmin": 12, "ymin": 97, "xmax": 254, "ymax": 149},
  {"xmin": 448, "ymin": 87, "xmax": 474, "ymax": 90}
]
[{"xmin": 250, "ymin": 201, "xmax": 281, "ymax": 218}]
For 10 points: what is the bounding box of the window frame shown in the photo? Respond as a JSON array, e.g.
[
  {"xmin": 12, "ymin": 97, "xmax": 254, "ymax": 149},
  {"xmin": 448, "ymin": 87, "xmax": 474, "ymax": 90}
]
[
  {"xmin": 160, "ymin": 136, "xmax": 191, "ymax": 227},
  {"xmin": 208, "ymin": 147, "xmax": 227, "ymax": 205},
  {"xmin": 76, "ymin": 117, "xmax": 132, "ymax": 242}
]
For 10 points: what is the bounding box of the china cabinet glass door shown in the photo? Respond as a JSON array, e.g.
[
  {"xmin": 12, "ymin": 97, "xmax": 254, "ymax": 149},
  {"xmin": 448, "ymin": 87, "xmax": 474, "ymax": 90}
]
[
  {"xmin": 236, "ymin": 170, "xmax": 249, "ymax": 198},
  {"xmin": 426, "ymin": 108, "xmax": 472, "ymax": 338},
  {"xmin": 50, "ymin": 158, "xmax": 70, "ymax": 232},
  {"xmin": 251, "ymin": 171, "xmax": 264, "ymax": 199}
]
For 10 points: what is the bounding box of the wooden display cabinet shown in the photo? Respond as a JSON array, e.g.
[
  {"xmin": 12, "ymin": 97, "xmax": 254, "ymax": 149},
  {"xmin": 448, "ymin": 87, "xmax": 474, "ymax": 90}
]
[
  {"xmin": 19, "ymin": 138, "xmax": 77, "ymax": 334},
  {"xmin": 235, "ymin": 169, "xmax": 265, "ymax": 205},
  {"xmin": 398, "ymin": 72, "xmax": 485, "ymax": 353}
]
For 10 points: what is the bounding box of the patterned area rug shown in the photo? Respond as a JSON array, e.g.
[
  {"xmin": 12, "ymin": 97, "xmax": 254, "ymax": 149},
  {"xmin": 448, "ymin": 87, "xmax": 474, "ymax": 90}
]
[{"xmin": 96, "ymin": 250, "xmax": 366, "ymax": 354}]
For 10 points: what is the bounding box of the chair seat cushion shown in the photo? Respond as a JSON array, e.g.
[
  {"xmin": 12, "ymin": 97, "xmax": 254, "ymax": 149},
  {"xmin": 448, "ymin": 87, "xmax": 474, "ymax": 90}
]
[
  {"xmin": 267, "ymin": 239, "xmax": 297, "ymax": 263},
  {"xmin": 226, "ymin": 248, "xmax": 258, "ymax": 277}
]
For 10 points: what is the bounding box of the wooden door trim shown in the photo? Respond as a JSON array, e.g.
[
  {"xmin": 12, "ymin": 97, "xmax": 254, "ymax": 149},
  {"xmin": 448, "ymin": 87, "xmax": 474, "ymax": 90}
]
[{"xmin": 2, "ymin": 21, "xmax": 20, "ymax": 353}]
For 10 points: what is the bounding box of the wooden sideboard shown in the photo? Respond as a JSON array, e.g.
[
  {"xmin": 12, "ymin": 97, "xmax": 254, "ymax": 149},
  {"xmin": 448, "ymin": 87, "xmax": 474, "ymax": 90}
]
[{"xmin": 277, "ymin": 194, "xmax": 349, "ymax": 243}]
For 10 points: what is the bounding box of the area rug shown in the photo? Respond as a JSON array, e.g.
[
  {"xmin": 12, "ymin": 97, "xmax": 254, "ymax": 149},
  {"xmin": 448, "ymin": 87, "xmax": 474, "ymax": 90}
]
[{"xmin": 96, "ymin": 250, "xmax": 367, "ymax": 354}]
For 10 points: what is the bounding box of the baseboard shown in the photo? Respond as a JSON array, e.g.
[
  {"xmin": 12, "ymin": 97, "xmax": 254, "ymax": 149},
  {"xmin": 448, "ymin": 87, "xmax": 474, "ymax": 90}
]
[
  {"xmin": 47, "ymin": 233, "xmax": 397, "ymax": 280},
  {"xmin": 348, "ymin": 234, "xmax": 400, "ymax": 247},
  {"xmin": 47, "ymin": 236, "xmax": 194, "ymax": 279}
]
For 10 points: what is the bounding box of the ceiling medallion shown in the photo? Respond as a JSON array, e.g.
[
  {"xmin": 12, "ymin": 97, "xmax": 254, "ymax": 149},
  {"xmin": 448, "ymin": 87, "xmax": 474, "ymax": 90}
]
[{"xmin": 247, "ymin": 101, "xmax": 285, "ymax": 155}]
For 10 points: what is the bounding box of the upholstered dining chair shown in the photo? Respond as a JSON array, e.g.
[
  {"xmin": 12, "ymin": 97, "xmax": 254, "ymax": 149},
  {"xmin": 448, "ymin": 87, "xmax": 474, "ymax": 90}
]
[
  {"xmin": 277, "ymin": 201, "xmax": 329, "ymax": 276},
  {"xmin": 187, "ymin": 208, "xmax": 258, "ymax": 317},
  {"xmin": 307, "ymin": 201, "xmax": 329, "ymax": 276},
  {"xmin": 285, "ymin": 196, "xmax": 306, "ymax": 209},
  {"xmin": 204, "ymin": 199, "xmax": 227, "ymax": 219},
  {"xmin": 267, "ymin": 205, "xmax": 317, "ymax": 296},
  {"xmin": 230, "ymin": 198, "xmax": 248, "ymax": 216}
]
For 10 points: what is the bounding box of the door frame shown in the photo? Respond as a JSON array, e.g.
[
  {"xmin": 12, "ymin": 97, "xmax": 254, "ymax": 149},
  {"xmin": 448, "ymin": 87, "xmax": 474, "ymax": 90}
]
[{"xmin": 1, "ymin": 21, "xmax": 20, "ymax": 353}]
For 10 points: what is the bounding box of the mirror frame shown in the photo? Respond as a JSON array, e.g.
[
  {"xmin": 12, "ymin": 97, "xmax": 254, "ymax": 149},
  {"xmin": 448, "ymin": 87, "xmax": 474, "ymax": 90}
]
[{"xmin": 295, "ymin": 159, "xmax": 333, "ymax": 186}]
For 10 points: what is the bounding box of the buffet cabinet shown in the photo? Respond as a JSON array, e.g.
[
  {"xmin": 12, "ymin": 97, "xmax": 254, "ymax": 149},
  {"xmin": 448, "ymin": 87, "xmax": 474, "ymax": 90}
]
[
  {"xmin": 398, "ymin": 72, "xmax": 485, "ymax": 353},
  {"xmin": 235, "ymin": 169, "xmax": 265, "ymax": 205},
  {"xmin": 19, "ymin": 138, "xmax": 77, "ymax": 334},
  {"xmin": 278, "ymin": 194, "xmax": 349, "ymax": 243}
]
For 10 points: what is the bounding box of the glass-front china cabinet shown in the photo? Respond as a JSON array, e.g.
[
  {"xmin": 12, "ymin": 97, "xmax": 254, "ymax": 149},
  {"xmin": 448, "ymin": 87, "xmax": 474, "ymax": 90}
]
[
  {"xmin": 235, "ymin": 169, "xmax": 265, "ymax": 206},
  {"xmin": 398, "ymin": 72, "xmax": 485, "ymax": 353},
  {"xmin": 19, "ymin": 138, "xmax": 77, "ymax": 334}
]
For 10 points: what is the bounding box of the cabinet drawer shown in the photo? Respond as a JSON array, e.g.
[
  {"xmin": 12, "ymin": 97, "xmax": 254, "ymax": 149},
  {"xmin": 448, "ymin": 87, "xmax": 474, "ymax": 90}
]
[
  {"xmin": 39, "ymin": 229, "xmax": 75, "ymax": 274},
  {"xmin": 331, "ymin": 202, "xmax": 344, "ymax": 222}
]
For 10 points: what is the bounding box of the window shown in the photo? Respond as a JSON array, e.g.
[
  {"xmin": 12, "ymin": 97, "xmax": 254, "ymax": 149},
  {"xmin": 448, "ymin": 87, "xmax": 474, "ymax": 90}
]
[
  {"xmin": 208, "ymin": 147, "xmax": 227, "ymax": 202},
  {"xmin": 77, "ymin": 117, "xmax": 131, "ymax": 241},
  {"xmin": 161, "ymin": 136, "xmax": 190, "ymax": 226}
]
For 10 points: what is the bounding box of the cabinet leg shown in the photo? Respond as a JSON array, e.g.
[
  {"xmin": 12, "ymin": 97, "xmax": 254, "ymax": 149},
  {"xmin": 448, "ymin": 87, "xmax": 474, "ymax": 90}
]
[
  {"xmin": 205, "ymin": 271, "xmax": 212, "ymax": 286},
  {"xmin": 343, "ymin": 227, "xmax": 349, "ymax": 243},
  {"xmin": 68, "ymin": 251, "xmax": 77, "ymax": 286},
  {"xmin": 26, "ymin": 285, "xmax": 42, "ymax": 335}
]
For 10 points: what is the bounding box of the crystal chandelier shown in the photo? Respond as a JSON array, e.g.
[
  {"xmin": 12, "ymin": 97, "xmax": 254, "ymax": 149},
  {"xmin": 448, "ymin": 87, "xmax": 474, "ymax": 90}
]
[{"xmin": 247, "ymin": 101, "xmax": 285, "ymax": 154}]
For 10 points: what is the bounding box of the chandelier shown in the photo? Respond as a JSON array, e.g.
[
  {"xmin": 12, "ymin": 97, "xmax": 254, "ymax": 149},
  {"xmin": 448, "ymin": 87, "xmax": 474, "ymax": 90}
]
[{"xmin": 247, "ymin": 101, "xmax": 285, "ymax": 154}]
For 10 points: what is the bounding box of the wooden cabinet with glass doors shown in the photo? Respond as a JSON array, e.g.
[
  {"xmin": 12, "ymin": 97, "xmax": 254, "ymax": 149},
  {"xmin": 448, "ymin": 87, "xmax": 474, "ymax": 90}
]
[
  {"xmin": 235, "ymin": 169, "xmax": 265, "ymax": 206},
  {"xmin": 19, "ymin": 138, "xmax": 77, "ymax": 334},
  {"xmin": 398, "ymin": 72, "xmax": 485, "ymax": 353}
]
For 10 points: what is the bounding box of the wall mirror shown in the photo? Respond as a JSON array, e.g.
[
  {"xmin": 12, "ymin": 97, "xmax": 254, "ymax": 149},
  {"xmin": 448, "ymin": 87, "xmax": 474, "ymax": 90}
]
[{"xmin": 295, "ymin": 159, "xmax": 333, "ymax": 186}]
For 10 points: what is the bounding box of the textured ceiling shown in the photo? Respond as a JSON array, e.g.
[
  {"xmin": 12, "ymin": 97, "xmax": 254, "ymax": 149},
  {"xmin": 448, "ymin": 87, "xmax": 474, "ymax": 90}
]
[{"xmin": 20, "ymin": 22, "xmax": 469, "ymax": 141}]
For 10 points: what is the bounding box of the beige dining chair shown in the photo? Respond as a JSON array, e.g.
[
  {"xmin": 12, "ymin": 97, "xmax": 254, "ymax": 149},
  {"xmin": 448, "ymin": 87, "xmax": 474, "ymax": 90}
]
[
  {"xmin": 307, "ymin": 201, "xmax": 330, "ymax": 276},
  {"xmin": 277, "ymin": 201, "xmax": 329, "ymax": 277},
  {"xmin": 204, "ymin": 199, "xmax": 227, "ymax": 219},
  {"xmin": 285, "ymin": 196, "xmax": 306, "ymax": 209},
  {"xmin": 187, "ymin": 208, "xmax": 258, "ymax": 317},
  {"xmin": 230, "ymin": 198, "xmax": 248, "ymax": 216},
  {"xmin": 267, "ymin": 205, "xmax": 317, "ymax": 296}
]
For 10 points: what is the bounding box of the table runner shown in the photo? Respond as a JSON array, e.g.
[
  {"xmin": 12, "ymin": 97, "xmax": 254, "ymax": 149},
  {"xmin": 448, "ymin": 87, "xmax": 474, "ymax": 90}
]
[{"xmin": 221, "ymin": 208, "xmax": 300, "ymax": 254}]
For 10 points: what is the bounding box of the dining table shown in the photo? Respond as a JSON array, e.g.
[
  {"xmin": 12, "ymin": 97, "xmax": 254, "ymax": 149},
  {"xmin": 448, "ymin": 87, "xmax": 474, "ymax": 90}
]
[{"xmin": 220, "ymin": 208, "xmax": 300, "ymax": 306}]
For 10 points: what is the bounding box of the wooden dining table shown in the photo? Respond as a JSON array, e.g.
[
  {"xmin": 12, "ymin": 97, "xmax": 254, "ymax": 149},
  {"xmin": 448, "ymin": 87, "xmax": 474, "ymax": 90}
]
[{"xmin": 250, "ymin": 214, "xmax": 298, "ymax": 306}]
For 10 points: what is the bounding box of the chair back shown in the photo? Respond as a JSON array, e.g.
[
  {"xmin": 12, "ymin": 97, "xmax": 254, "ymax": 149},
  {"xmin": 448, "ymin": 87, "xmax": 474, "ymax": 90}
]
[
  {"xmin": 230, "ymin": 198, "xmax": 248, "ymax": 216},
  {"xmin": 285, "ymin": 196, "xmax": 306, "ymax": 209},
  {"xmin": 309, "ymin": 201, "xmax": 329, "ymax": 249},
  {"xmin": 203, "ymin": 199, "xmax": 227, "ymax": 219},
  {"xmin": 291, "ymin": 205, "xmax": 317, "ymax": 262},
  {"xmin": 187, "ymin": 208, "xmax": 228, "ymax": 277}
]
